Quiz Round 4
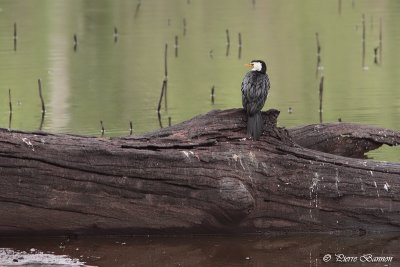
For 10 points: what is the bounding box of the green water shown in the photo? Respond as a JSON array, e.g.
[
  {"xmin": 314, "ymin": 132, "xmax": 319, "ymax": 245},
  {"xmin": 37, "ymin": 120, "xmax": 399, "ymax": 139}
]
[{"xmin": 0, "ymin": 0, "xmax": 399, "ymax": 162}]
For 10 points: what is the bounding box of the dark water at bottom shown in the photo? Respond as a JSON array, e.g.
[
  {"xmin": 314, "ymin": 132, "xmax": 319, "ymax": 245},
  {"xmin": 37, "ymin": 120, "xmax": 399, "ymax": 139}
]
[{"xmin": 1, "ymin": 234, "xmax": 399, "ymax": 267}]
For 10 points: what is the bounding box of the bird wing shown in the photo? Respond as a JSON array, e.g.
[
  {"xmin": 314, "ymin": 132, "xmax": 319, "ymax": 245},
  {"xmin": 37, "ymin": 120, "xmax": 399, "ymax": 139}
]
[
  {"xmin": 241, "ymin": 72, "xmax": 270, "ymax": 115},
  {"xmin": 241, "ymin": 72, "xmax": 253, "ymax": 112}
]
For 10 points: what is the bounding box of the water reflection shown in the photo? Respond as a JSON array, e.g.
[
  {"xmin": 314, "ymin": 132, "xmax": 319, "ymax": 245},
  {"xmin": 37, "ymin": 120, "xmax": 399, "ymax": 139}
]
[
  {"xmin": 48, "ymin": 5, "xmax": 72, "ymax": 132},
  {"xmin": 0, "ymin": 234, "xmax": 399, "ymax": 267}
]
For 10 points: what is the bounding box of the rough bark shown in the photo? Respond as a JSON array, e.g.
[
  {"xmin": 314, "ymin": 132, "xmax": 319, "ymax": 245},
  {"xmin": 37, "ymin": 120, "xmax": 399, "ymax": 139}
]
[
  {"xmin": 289, "ymin": 123, "xmax": 400, "ymax": 158},
  {"xmin": 0, "ymin": 109, "xmax": 399, "ymax": 236}
]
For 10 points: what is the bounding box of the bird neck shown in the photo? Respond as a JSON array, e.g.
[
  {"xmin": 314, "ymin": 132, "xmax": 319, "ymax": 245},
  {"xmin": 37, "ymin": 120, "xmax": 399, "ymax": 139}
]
[{"xmin": 253, "ymin": 70, "xmax": 266, "ymax": 75}]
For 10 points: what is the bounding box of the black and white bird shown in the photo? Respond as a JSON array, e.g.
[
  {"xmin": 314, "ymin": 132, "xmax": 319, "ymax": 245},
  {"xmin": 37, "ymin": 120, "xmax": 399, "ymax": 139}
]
[{"xmin": 241, "ymin": 60, "xmax": 270, "ymax": 140}]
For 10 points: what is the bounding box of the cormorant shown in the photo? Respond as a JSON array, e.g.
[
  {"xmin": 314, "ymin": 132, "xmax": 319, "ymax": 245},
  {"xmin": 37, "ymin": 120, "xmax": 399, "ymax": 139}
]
[{"xmin": 241, "ymin": 60, "xmax": 270, "ymax": 140}]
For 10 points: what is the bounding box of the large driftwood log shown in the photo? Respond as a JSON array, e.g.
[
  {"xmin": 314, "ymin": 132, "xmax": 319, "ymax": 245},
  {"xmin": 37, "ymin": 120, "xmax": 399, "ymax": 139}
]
[{"xmin": 0, "ymin": 109, "xmax": 399, "ymax": 236}]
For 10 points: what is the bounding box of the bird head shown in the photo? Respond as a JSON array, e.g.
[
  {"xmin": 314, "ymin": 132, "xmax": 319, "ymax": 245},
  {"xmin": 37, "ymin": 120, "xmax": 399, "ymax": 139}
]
[{"xmin": 245, "ymin": 60, "xmax": 267, "ymax": 74}]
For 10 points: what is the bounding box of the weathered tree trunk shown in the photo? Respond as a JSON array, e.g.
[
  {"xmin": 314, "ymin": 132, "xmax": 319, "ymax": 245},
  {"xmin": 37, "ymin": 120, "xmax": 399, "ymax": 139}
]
[{"xmin": 0, "ymin": 109, "xmax": 399, "ymax": 236}]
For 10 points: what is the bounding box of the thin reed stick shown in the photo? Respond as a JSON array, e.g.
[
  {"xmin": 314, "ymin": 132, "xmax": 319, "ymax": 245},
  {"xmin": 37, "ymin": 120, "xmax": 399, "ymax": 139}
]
[
  {"xmin": 39, "ymin": 112, "xmax": 45, "ymax": 131},
  {"xmin": 211, "ymin": 85, "xmax": 215, "ymax": 104},
  {"xmin": 175, "ymin": 35, "xmax": 178, "ymax": 57},
  {"xmin": 362, "ymin": 14, "xmax": 366, "ymax": 68},
  {"xmin": 164, "ymin": 43, "xmax": 168, "ymax": 79},
  {"xmin": 183, "ymin": 18, "xmax": 187, "ymax": 36},
  {"xmin": 13, "ymin": 23, "xmax": 17, "ymax": 51},
  {"xmin": 157, "ymin": 80, "xmax": 166, "ymax": 113},
  {"xmin": 379, "ymin": 17, "xmax": 382, "ymax": 64},
  {"xmin": 164, "ymin": 43, "xmax": 168, "ymax": 110},
  {"xmin": 8, "ymin": 89, "xmax": 12, "ymax": 113},
  {"xmin": 73, "ymin": 34, "xmax": 78, "ymax": 51},
  {"xmin": 157, "ymin": 112, "xmax": 163, "ymax": 128},
  {"xmin": 316, "ymin": 32, "xmax": 321, "ymax": 55},
  {"xmin": 319, "ymin": 76, "xmax": 324, "ymax": 113},
  {"xmin": 13, "ymin": 23, "xmax": 17, "ymax": 39},
  {"xmin": 114, "ymin": 27, "xmax": 118, "ymax": 42},
  {"xmin": 100, "ymin": 120, "xmax": 105, "ymax": 136},
  {"xmin": 38, "ymin": 79, "xmax": 46, "ymax": 113}
]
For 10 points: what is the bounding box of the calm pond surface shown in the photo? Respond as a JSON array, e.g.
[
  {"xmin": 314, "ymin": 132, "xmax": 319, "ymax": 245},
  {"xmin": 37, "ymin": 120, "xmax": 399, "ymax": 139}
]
[
  {"xmin": 0, "ymin": 234, "xmax": 400, "ymax": 267},
  {"xmin": 0, "ymin": 0, "xmax": 400, "ymax": 266},
  {"xmin": 0, "ymin": 0, "xmax": 399, "ymax": 160}
]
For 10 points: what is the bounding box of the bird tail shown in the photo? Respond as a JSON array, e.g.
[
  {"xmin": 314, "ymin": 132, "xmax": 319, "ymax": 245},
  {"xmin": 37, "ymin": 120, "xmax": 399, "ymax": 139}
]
[{"xmin": 247, "ymin": 112, "xmax": 263, "ymax": 140}]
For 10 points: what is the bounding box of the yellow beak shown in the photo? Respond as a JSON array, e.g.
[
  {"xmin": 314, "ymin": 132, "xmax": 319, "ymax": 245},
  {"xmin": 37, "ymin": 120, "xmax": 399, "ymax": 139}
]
[{"xmin": 244, "ymin": 63, "xmax": 253, "ymax": 68}]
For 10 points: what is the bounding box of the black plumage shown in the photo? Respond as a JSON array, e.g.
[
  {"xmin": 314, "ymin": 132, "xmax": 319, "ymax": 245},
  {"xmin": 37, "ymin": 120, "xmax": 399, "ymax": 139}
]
[{"xmin": 241, "ymin": 60, "xmax": 270, "ymax": 140}]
